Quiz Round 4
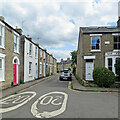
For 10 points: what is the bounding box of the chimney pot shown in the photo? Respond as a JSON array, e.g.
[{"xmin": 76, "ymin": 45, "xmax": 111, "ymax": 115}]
[
  {"xmin": 36, "ymin": 43, "xmax": 39, "ymax": 46},
  {"xmin": 0, "ymin": 16, "xmax": 4, "ymax": 21},
  {"xmin": 27, "ymin": 35, "xmax": 29, "ymax": 38}
]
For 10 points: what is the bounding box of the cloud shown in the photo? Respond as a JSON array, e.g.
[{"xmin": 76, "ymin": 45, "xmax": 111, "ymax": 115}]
[
  {"xmin": 0, "ymin": 0, "xmax": 119, "ymax": 61},
  {"xmin": 47, "ymin": 49, "xmax": 72, "ymax": 62}
]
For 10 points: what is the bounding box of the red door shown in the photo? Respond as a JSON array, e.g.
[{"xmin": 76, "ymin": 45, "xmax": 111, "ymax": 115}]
[{"xmin": 14, "ymin": 64, "xmax": 17, "ymax": 85}]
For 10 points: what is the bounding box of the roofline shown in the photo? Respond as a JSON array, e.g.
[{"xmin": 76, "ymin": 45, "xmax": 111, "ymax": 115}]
[
  {"xmin": 0, "ymin": 19, "xmax": 22, "ymax": 35},
  {"xmin": 82, "ymin": 31, "xmax": 120, "ymax": 34}
]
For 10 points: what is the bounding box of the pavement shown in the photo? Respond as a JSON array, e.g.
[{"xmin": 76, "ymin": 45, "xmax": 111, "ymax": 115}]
[
  {"xmin": 72, "ymin": 75, "xmax": 120, "ymax": 92},
  {"xmin": 1, "ymin": 75, "xmax": 55, "ymax": 99}
]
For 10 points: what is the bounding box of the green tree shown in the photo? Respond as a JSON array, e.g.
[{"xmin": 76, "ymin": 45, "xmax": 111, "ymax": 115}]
[
  {"xmin": 71, "ymin": 50, "xmax": 77, "ymax": 66},
  {"xmin": 70, "ymin": 50, "xmax": 77, "ymax": 75}
]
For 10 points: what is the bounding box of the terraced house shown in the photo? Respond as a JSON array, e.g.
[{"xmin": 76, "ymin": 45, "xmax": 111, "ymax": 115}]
[
  {"xmin": 77, "ymin": 18, "xmax": 120, "ymax": 82},
  {"xmin": 20, "ymin": 35, "xmax": 39, "ymax": 83},
  {"xmin": 0, "ymin": 16, "xmax": 22, "ymax": 89},
  {"xmin": 38, "ymin": 46, "xmax": 43, "ymax": 78}
]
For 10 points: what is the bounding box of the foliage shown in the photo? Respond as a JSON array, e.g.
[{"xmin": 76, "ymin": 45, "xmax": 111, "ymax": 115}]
[
  {"xmin": 75, "ymin": 75, "xmax": 84, "ymax": 86},
  {"xmin": 70, "ymin": 50, "xmax": 77, "ymax": 66},
  {"xmin": 51, "ymin": 72, "xmax": 53, "ymax": 75},
  {"xmin": 93, "ymin": 67, "xmax": 115, "ymax": 88},
  {"xmin": 68, "ymin": 68, "xmax": 71, "ymax": 71},
  {"xmin": 114, "ymin": 58, "xmax": 120, "ymax": 77},
  {"xmin": 73, "ymin": 67, "xmax": 76, "ymax": 75},
  {"xmin": 46, "ymin": 72, "xmax": 49, "ymax": 77},
  {"xmin": 20, "ymin": 80, "xmax": 24, "ymax": 84},
  {"xmin": 110, "ymin": 83, "xmax": 120, "ymax": 88}
]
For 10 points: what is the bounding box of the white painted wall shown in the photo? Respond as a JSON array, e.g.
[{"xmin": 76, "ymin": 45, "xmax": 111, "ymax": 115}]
[{"xmin": 24, "ymin": 38, "xmax": 38, "ymax": 82}]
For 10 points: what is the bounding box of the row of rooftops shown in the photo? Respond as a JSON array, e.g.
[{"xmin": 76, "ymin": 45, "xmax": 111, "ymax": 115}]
[
  {"xmin": 0, "ymin": 16, "xmax": 57, "ymax": 61},
  {"xmin": 57, "ymin": 58, "xmax": 72, "ymax": 65}
]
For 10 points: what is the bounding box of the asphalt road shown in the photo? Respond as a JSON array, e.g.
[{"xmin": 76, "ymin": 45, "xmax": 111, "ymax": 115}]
[{"xmin": 1, "ymin": 74, "xmax": 118, "ymax": 118}]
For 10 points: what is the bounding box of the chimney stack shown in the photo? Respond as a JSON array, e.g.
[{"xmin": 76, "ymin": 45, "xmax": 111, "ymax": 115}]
[
  {"xmin": 36, "ymin": 43, "xmax": 39, "ymax": 46},
  {"xmin": 27, "ymin": 35, "xmax": 32, "ymax": 41},
  {"xmin": 0, "ymin": 16, "xmax": 5, "ymax": 21},
  {"xmin": 67, "ymin": 58, "xmax": 70, "ymax": 61},
  {"xmin": 15, "ymin": 26, "xmax": 23, "ymax": 34},
  {"xmin": 61, "ymin": 59, "xmax": 63, "ymax": 62}
]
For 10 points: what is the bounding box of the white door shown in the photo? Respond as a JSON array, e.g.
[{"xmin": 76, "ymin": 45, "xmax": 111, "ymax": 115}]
[
  {"xmin": 43, "ymin": 63, "xmax": 45, "ymax": 77},
  {"xmin": 86, "ymin": 62, "xmax": 94, "ymax": 81}
]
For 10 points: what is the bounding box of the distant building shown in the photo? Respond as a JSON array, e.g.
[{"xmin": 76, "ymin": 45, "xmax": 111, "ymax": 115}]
[{"xmin": 57, "ymin": 58, "xmax": 72, "ymax": 72}]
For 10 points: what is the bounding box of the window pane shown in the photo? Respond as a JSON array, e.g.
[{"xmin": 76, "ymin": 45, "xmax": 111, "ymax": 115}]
[
  {"xmin": 0, "ymin": 59, "xmax": 2, "ymax": 68},
  {"xmin": 91, "ymin": 36, "xmax": 100, "ymax": 50},
  {"xmin": 115, "ymin": 58, "xmax": 120, "ymax": 74},
  {"xmin": 118, "ymin": 43, "xmax": 120, "ymax": 49},
  {"xmin": 108, "ymin": 58, "xmax": 112, "ymax": 71},
  {"xmin": 114, "ymin": 44, "xmax": 117, "ymax": 49},
  {"xmin": 114, "ymin": 36, "xmax": 117, "ymax": 42},
  {"xmin": 118, "ymin": 36, "xmax": 120, "ymax": 42}
]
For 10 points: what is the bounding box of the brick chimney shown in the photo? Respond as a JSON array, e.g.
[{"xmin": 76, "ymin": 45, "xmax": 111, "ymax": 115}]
[
  {"xmin": 67, "ymin": 58, "xmax": 70, "ymax": 61},
  {"xmin": 61, "ymin": 59, "xmax": 63, "ymax": 62},
  {"xmin": 0, "ymin": 16, "xmax": 4, "ymax": 21},
  {"xmin": 15, "ymin": 26, "xmax": 23, "ymax": 34},
  {"xmin": 27, "ymin": 35, "xmax": 32, "ymax": 41},
  {"xmin": 36, "ymin": 43, "xmax": 39, "ymax": 46}
]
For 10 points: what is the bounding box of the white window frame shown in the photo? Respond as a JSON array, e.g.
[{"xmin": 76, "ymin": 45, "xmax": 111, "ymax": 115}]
[
  {"xmin": 35, "ymin": 46, "xmax": 37, "ymax": 58},
  {"xmin": 40, "ymin": 62, "xmax": 42, "ymax": 74},
  {"xmin": 29, "ymin": 62, "xmax": 32, "ymax": 75},
  {"xmin": 29, "ymin": 43, "xmax": 32, "ymax": 56},
  {"xmin": 105, "ymin": 56, "xmax": 120, "ymax": 76},
  {"xmin": 0, "ymin": 53, "xmax": 5, "ymax": 81},
  {"xmin": 112, "ymin": 35, "xmax": 120, "ymax": 51},
  {"xmin": 90, "ymin": 34, "xmax": 101, "ymax": 52},
  {"xmin": 0, "ymin": 22, "xmax": 5, "ymax": 49},
  {"xmin": 40, "ymin": 49, "xmax": 42, "ymax": 58},
  {"xmin": 13, "ymin": 32, "xmax": 19, "ymax": 53},
  {"xmin": 43, "ymin": 51, "xmax": 45, "ymax": 59}
]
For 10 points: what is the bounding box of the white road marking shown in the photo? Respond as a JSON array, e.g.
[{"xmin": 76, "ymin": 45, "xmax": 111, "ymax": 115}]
[
  {"xmin": 51, "ymin": 96, "xmax": 62, "ymax": 106},
  {"xmin": 0, "ymin": 91, "xmax": 36, "ymax": 113},
  {"xmin": 31, "ymin": 91, "xmax": 68, "ymax": 118},
  {"xmin": 40, "ymin": 96, "xmax": 53, "ymax": 105}
]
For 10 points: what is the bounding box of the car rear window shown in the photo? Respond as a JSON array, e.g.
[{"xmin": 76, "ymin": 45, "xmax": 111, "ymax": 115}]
[{"xmin": 64, "ymin": 70, "xmax": 68, "ymax": 73}]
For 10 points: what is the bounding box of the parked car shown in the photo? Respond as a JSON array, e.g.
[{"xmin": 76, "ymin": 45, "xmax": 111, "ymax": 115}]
[{"xmin": 59, "ymin": 69, "xmax": 72, "ymax": 81}]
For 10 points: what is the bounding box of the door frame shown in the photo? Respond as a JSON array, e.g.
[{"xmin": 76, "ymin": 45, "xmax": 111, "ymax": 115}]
[
  {"xmin": 85, "ymin": 61, "xmax": 94, "ymax": 81},
  {"xmin": 12, "ymin": 56, "xmax": 20, "ymax": 84}
]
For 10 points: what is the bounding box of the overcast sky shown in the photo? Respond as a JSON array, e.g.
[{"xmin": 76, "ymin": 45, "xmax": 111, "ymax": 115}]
[{"xmin": 0, "ymin": 0, "xmax": 119, "ymax": 62}]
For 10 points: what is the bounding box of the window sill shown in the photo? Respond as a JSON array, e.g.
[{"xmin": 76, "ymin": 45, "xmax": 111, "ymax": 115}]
[
  {"xmin": 0, "ymin": 79, "xmax": 5, "ymax": 82},
  {"xmin": 90, "ymin": 50, "xmax": 101, "ymax": 52},
  {"xmin": 29, "ymin": 55, "xmax": 32, "ymax": 57},
  {"xmin": 0, "ymin": 46, "xmax": 5, "ymax": 49},
  {"xmin": 29, "ymin": 74, "xmax": 32, "ymax": 77},
  {"xmin": 14, "ymin": 51, "xmax": 20, "ymax": 54},
  {"xmin": 113, "ymin": 50, "xmax": 120, "ymax": 52}
]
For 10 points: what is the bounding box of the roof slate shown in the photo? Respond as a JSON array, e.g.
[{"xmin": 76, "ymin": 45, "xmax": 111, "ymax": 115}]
[{"xmin": 81, "ymin": 26, "xmax": 120, "ymax": 34}]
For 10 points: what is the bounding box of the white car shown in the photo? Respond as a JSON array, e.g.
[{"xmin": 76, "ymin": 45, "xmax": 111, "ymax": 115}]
[{"xmin": 59, "ymin": 69, "xmax": 72, "ymax": 81}]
